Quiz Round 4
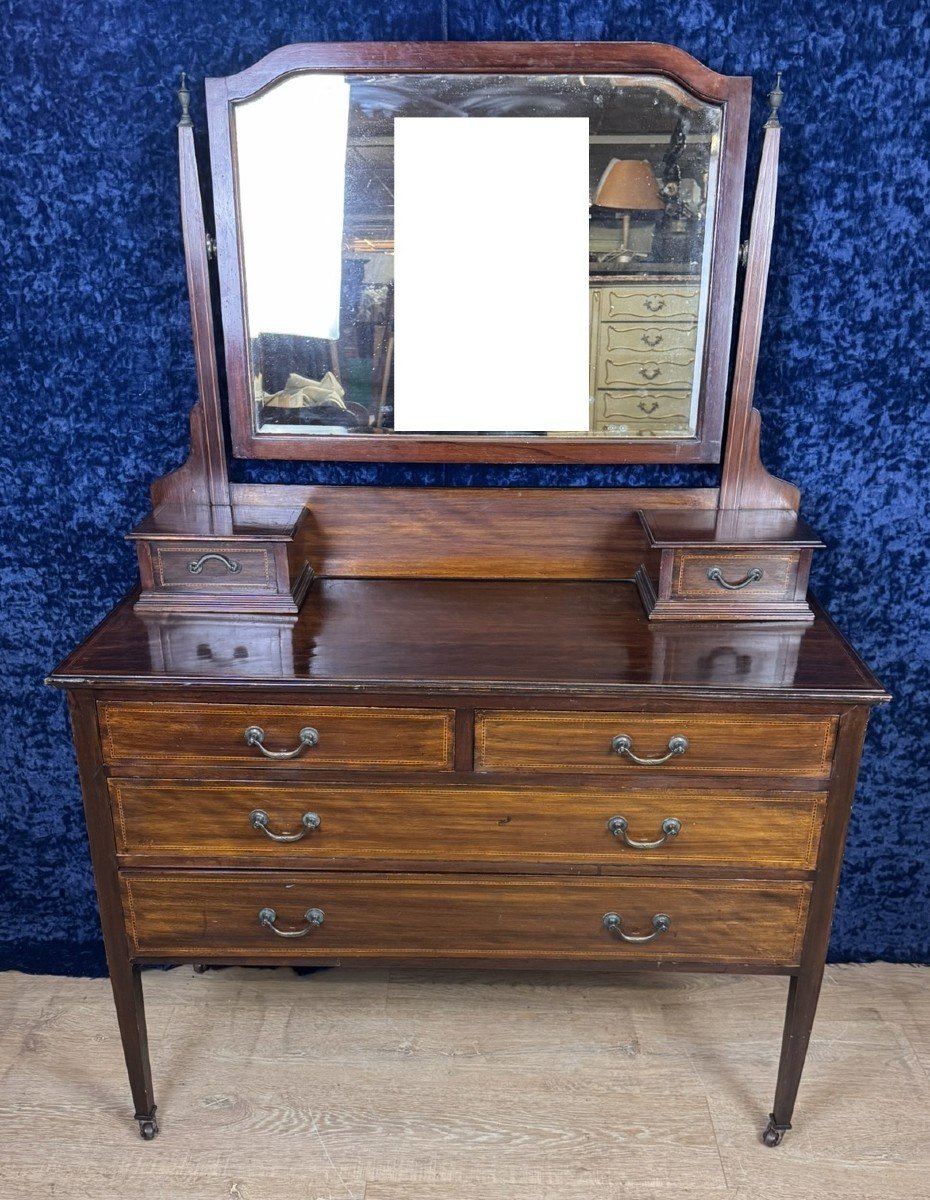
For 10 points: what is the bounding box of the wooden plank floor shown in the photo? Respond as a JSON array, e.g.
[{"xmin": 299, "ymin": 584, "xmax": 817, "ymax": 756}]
[{"xmin": 1, "ymin": 963, "xmax": 927, "ymax": 1198}]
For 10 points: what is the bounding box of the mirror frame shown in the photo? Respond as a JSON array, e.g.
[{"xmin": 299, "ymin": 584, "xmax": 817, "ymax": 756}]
[{"xmin": 206, "ymin": 42, "xmax": 750, "ymax": 464}]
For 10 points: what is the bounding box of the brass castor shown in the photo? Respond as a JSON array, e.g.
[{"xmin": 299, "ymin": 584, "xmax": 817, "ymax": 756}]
[
  {"xmin": 192, "ymin": 963, "xmax": 209, "ymax": 974},
  {"xmin": 136, "ymin": 1109, "xmax": 159, "ymax": 1140},
  {"xmin": 762, "ymin": 1114, "xmax": 790, "ymax": 1147}
]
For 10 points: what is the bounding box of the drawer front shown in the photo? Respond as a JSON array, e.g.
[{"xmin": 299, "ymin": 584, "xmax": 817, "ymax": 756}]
[
  {"xmin": 99, "ymin": 702, "xmax": 454, "ymax": 771},
  {"xmin": 597, "ymin": 353, "xmax": 695, "ymax": 391},
  {"xmin": 109, "ymin": 782, "xmax": 827, "ymax": 870},
  {"xmin": 602, "ymin": 322, "xmax": 698, "ymax": 357},
  {"xmin": 476, "ymin": 711, "xmax": 837, "ymax": 777},
  {"xmin": 672, "ymin": 551, "xmax": 800, "ymax": 601},
  {"xmin": 120, "ymin": 871, "xmax": 811, "ymax": 965},
  {"xmin": 600, "ymin": 286, "xmax": 700, "ymax": 323},
  {"xmin": 153, "ymin": 545, "xmax": 275, "ymax": 592},
  {"xmin": 593, "ymin": 390, "xmax": 692, "ymax": 435}
]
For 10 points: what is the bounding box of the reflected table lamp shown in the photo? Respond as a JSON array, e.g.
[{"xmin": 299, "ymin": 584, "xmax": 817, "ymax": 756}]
[{"xmin": 593, "ymin": 158, "xmax": 664, "ymax": 265}]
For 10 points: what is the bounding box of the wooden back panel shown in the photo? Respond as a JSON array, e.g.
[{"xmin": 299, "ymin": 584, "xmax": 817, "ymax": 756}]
[{"xmin": 230, "ymin": 484, "xmax": 717, "ymax": 579}]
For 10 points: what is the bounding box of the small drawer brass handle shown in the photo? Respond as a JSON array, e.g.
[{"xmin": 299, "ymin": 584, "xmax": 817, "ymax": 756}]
[
  {"xmin": 611, "ymin": 734, "xmax": 689, "ymax": 765},
  {"xmin": 258, "ymin": 906, "xmax": 325, "ymax": 938},
  {"xmin": 643, "ymin": 295, "xmax": 667, "ymax": 313},
  {"xmin": 249, "ymin": 809, "xmax": 321, "ymax": 842},
  {"xmin": 641, "ymin": 331, "xmax": 663, "ymax": 347},
  {"xmin": 187, "ymin": 552, "xmax": 242, "ymax": 575},
  {"xmin": 706, "ymin": 566, "xmax": 764, "ymax": 591},
  {"xmin": 244, "ymin": 725, "xmax": 319, "ymax": 759},
  {"xmin": 607, "ymin": 815, "xmax": 681, "ymax": 849},
  {"xmin": 639, "ymin": 364, "xmax": 662, "ymax": 381},
  {"xmin": 603, "ymin": 912, "xmax": 671, "ymax": 944}
]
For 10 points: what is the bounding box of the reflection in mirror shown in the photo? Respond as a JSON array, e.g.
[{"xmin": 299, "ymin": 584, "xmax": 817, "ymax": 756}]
[{"xmin": 232, "ymin": 73, "xmax": 721, "ymax": 440}]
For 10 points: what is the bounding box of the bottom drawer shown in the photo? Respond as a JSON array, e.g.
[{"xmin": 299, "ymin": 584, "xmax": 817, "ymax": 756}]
[{"xmin": 120, "ymin": 872, "xmax": 811, "ymax": 966}]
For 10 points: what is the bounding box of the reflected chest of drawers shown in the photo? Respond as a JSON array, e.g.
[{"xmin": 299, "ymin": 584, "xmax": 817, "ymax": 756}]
[
  {"xmin": 589, "ymin": 279, "xmax": 700, "ymax": 436},
  {"xmin": 51, "ymin": 572, "xmax": 886, "ymax": 1145}
]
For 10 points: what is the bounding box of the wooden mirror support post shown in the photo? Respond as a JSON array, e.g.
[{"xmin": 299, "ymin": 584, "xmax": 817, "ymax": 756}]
[
  {"xmin": 127, "ymin": 75, "xmax": 313, "ymax": 616},
  {"xmin": 635, "ymin": 76, "xmax": 823, "ymax": 623}
]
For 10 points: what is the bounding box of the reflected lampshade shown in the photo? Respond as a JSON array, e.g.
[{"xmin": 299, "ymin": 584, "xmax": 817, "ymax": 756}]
[{"xmin": 593, "ymin": 159, "xmax": 664, "ymax": 212}]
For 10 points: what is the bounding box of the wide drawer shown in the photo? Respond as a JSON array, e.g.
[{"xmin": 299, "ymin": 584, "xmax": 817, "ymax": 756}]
[
  {"xmin": 120, "ymin": 871, "xmax": 812, "ymax": 965},
  {"xmin": 99, "ymin": 702, "xmax": 454, "ymax": 771},
  {"xmin": 475, "ymin": 711, "xmax": 837, "ymax": 777},
  {"xmin": 109, "ymin": 781, "xmax": 827, "ymax": 871}
]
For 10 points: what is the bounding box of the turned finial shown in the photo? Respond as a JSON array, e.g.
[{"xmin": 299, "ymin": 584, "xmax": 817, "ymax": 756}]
[
  {"xmin": 178, "ymin": 71, "xmax": 192, "ymax": 127},
  {"xmin": 765, "ymin": 72, "xmax": 784, "ymax": 129}
]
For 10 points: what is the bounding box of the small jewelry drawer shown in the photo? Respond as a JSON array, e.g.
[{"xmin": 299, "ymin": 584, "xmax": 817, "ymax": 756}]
[
  {"xmin": 119, "ymin": 871, "xmax": 811, "ymax": 966},
  {"xmin": 109, "ymin": 781, "xmax": 827, "ymax": 871},
  {"xmin": 672, "ymin": 551, "xmax": 799, "ymax": 601},
  {"xmin": 152, "ymin": 545, "xmax": 275, "ymax": 592},
  {"xmin": 98, "ymin": 701, "xmax": 454, "ymax": 772},
  {"xmin": 475, "ymin": 711, "xmax": 837, "ymax": 777}
]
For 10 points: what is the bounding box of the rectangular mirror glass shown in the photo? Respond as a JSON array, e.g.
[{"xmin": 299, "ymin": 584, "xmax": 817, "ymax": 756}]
[{"xmin": 230, "ymin": 71, "xmax": 722, "ymax": 443}]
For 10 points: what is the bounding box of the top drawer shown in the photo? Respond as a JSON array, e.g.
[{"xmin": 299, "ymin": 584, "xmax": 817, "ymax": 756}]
[
  {"xmin": 599, "ymin": 286, "xmax": 700, "ymax": 323},
  {"xmin": 98, "ymin": 702, "xmax": 454, "ymax": 772},
  {"xmin": 475, "ymin": 711, "xmax": 837, "ymax": 777}
]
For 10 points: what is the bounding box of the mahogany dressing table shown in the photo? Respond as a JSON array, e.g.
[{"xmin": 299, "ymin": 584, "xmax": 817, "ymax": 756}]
[{"xmin": 48, "ymin": 44, "xmax": 887, "ymax": 1146}]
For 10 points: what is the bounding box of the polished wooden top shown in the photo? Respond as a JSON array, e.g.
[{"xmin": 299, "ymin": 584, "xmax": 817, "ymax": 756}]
[
  {"xmin": 49, "ymin": 581, "xmax": 887, "ymax": 703},
  {"xmin": 639, "ymin": 508, "xmax": 824, "ymax": 548}
]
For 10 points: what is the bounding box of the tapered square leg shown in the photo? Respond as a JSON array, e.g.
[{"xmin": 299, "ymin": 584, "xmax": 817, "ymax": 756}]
[
  {"xmin": 109, "ymin": 960, "xmax": 158, "ymax": 1138},
  {"xmin": 764, "ymin": 966, "xmax": 824, "ymax": 1145}
]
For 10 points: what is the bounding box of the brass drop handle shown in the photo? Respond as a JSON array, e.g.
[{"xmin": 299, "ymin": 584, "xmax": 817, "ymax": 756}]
[
  {"xmin": 639, "ymin": 364, "xmax": 662, "ymax": 381},
  {"xmin": 249, "ymin": 809, "xmax": 321, "ymax": 842},
  {"xmin": 706, "ymin": 566, "xmax": 764, "ymax": 591},
  {"xmin": 257, "ymin": 906, "xmax": 325, "ymax": 938},
  {"xmin": 607, "ymin": 815, "xmax": 681, "ymax": 849},
  {"xmin": 187, "ymin": 552, "xmax": 242, "ymax": 575},
  {"xmin": 643, "ymin": 295, "xmax": 667, "ymax": 313},
  {"xmin": 611, "ymin": 734, "xmax": 689, "ymax": 765},
  {"xmin": 603, "ymin": 912, "xmax": 671, "ymax": 943},
  {"xmin": 244, "ymin": 725, "xmax": 319, "ymax": 759},
  {"xmin": 641, "ymin": 331, "xmax": 663, "ymax": 347}
]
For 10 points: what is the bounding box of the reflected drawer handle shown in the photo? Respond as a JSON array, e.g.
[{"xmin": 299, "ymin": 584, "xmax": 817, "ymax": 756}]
[
  {"xmin": 643, "ymin": 296, "xmax": 667, "ymax": 312},
  {"xmin": 249, "ymin": 809, "xmax": 321, "ymax": 842},
  {"xmin": 706, "ymin": 566, "xmax": 764, "ymax": 590},
  {"xmin": 639, "ymin": 364, "xmax": 662, "ymax": 381},
  {"xmin": 641, "ymin": 331, "xmax": 663, "ymax": 347},
  {"xmin": 607, "ymin": 815, "xmax": 681, "ymax": 849},
  {"xmin": 258, "ymin": 906, "xmax": 325, "ymax": 938},
  {"xmin": 611, "ymin": 734, "xmax": 689, "ymax": 765},
  {"xmin": 187, "ymin": 552, "xmax": 241, "ymax": 575},
  {"xmin": 603, "ymin": 912, "xmax": 671, "ymax": 943},
  {"xmin": 244, "ymin": 725, "xmax": 319, "ymax": 759}
]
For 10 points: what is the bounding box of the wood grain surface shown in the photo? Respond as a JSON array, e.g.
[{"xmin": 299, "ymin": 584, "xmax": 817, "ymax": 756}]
[
  {"xmin": 109, "ymin": 780, "xmax": 827, "ymax": 871},
  {"xmin": 99, "ymin": 701, "xmax": 455, "ymax": 771},
  {"xmin": 1, "ymin": 964, "xmax": 928, "ymax": 1199},
  {"xmin": 119, "ymin": 871, "xmax": 811, "ymax": 965},
  {"xmin": 475, "ymin": 710, "xmax": 838, "ymax": 776},
  {"xmin": 49, "ymin": 579, "xmax": 887, "ymax": 704}
]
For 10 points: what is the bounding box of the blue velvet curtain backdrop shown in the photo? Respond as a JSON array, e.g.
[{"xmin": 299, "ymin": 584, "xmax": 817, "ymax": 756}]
[{"xmin": 1, "ymin": 2, "xmax": 928, "ymax": 973}]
